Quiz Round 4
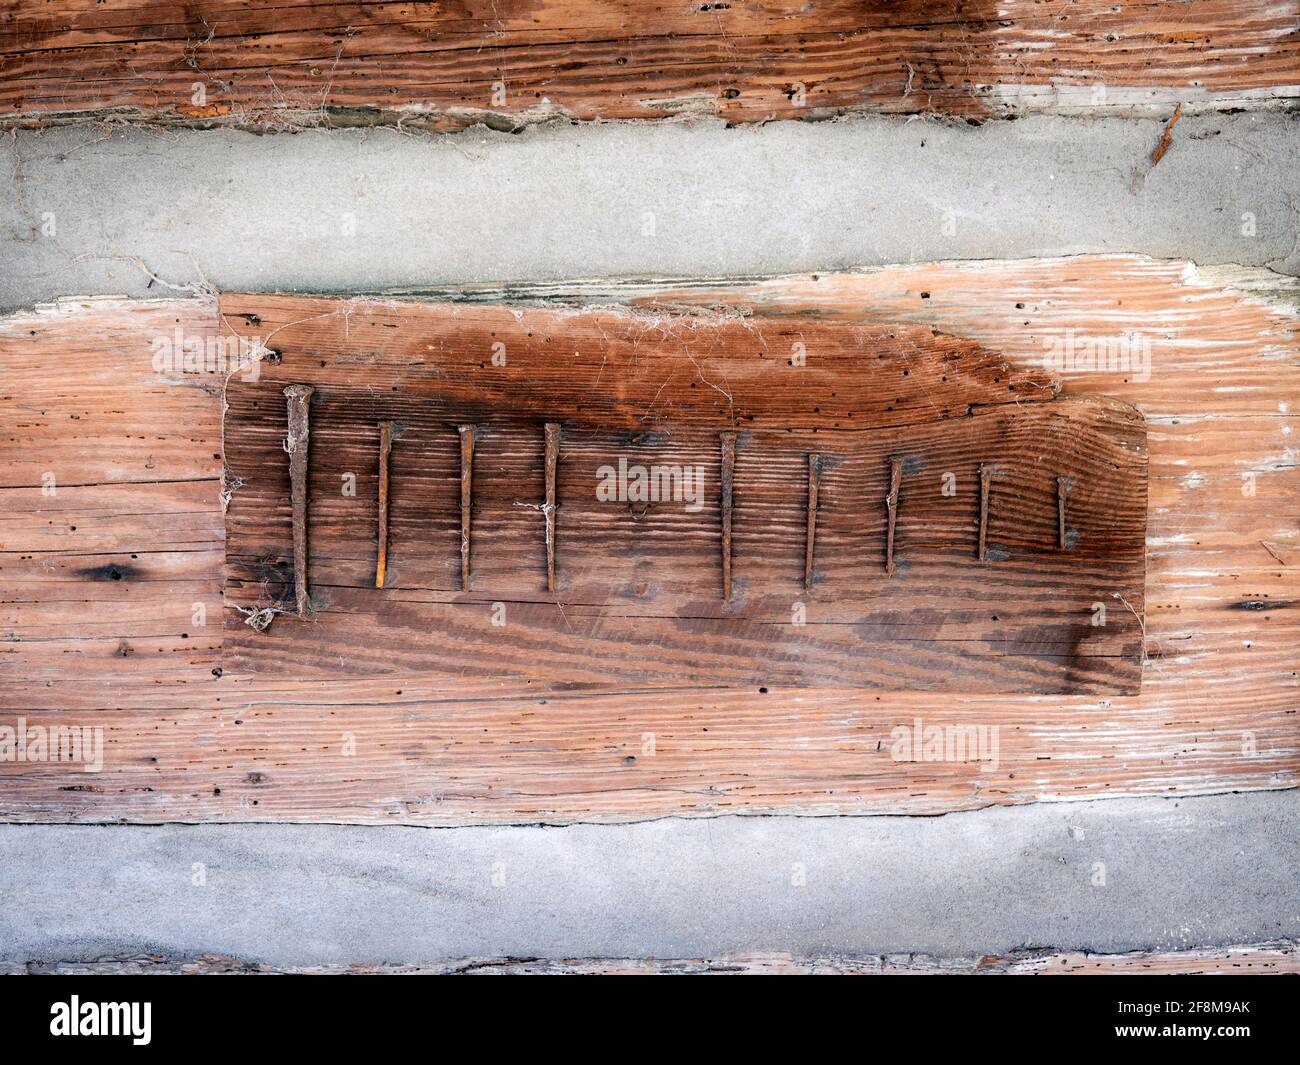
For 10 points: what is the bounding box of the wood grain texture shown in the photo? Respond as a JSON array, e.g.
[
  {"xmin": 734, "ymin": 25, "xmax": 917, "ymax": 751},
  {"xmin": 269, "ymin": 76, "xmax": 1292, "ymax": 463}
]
[
  {"xmin": 1, "ymin": 255, "xmax": 1296, "ymax": 823},
  {"xmin": 1, "ymin": 1, "xmax": 1296, "ymax": 128},
  {"xmin": 219, "ymin": 293, "xmax": 1146, "ymax": 693},
  {"xmin": 7, "ymin": 941, "xmax": 1297, "ymax": 974}
]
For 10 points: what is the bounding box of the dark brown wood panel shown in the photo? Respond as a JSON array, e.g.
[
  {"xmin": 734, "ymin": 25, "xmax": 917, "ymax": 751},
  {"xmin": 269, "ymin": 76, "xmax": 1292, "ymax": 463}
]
[
  {"xmin": 2, "ymin": 1, "xmax": 1295, "ymax": 127},
  {"xmin": 220, "ymin": 293, "xmax": 1146, "ymax": 692}
]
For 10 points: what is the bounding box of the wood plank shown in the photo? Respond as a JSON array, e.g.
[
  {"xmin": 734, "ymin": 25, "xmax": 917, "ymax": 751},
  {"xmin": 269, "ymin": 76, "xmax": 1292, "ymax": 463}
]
[
  {"xmin": 10, "ymin": 941, "xmax": 1297, "ymax": 974},
  {"xmin": 0, "ymin": 256, "xmax": 1296, "ymax": 823},
  {"xmin": 219, "ymin": 293, "xmax": 1146, "ymax": 693},
  {"xmin": 1, "ymin": 1, "xmax": 1295, "ymax": 128}
]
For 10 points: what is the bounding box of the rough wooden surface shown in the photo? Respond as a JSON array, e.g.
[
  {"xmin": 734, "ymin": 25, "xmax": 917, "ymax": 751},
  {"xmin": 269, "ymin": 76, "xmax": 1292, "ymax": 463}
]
[
  {"xmin": 1, "ymin": 255, "xmax": 1296, "ymax": 823},
  {"xmin": 2, "ymin": 1, "xmax": 1296, "ymax": 128},
  {"xmin": 7, "ymin": 941, "xmax": 1297, "ymax": 975},
  {"xmin": 220, "ymin": 293, "xmax": 1146, "ymax": 693}
]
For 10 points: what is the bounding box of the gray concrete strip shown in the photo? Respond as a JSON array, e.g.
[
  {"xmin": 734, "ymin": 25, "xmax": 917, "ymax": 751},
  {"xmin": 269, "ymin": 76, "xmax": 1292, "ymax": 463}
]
[
  {"xmin": 0, "ymin": 792, "xmax": 1295, "ymax": 967},
  {"xmin": 2, "ymin": 112, "xmax": 1297, "ymax": 313}
]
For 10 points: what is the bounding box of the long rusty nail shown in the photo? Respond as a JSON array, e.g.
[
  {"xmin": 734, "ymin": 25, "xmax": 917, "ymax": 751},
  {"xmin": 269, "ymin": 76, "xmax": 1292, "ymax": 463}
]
[
  {"xmin": 804, "ymin": 453, "xmax": 821, "ymax": 591},
  {"xmin": 544, "ymin": 422, "xmax": 562, "ymax": 592},
  {"xmin": 375, "ymin": 421, "xmax": 395, "ymax": 589},
  {"xmin": 283, "ymin": 384, "xmax": 314, "ymax": 616},
  {"xmin": 458, "ymin": 424, "xmax": 476, "ymax": 592},
  {"xmin": 978, "ymin": 463, "xmax": 993, "ymax": 562},
  {"xmin": 885, "ymin": 457, "xmax": 903, "ymax": 577},
  {"xmin": 720, "ymin": 432, "xmax": 737, "ymax": 601},
  {"xmin": 1057, "ymin": 475, "xmax": 1071, "ymax": 550}
]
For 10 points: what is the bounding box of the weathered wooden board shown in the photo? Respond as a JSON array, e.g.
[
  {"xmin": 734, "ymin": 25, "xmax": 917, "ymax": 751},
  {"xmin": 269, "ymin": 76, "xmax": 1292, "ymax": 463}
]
[
  {"xmin": 2, "ymin": 1, "xmax": 1296, "ymax": 128},
  {"xmin": 1, "ymin": 256, "xmax": 1296, "ymax": 823},
  {"xmin": 221, "ymin": 294, "xmax": 1146, "ymax": 693}
]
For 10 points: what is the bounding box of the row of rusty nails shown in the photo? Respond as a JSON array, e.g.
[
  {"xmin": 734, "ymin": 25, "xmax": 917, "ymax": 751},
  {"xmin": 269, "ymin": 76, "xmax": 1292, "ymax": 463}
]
[
  {"xmin": 283, "ymin": 387, "xmax": 1074, "ymax": 614},
  {"xmin": 371, "ymin": 420, "xmax": 564, "ymax": 598}
]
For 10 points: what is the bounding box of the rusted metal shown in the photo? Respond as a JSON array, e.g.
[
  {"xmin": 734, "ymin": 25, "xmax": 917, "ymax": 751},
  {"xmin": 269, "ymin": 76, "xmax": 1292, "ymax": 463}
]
[
  {"xmin": 804, "ymin": 453, "xmax": 821, "ymax": 591},
  {"xmin": 283, "ymin": 384, "xmax": 314, "ymax": 616},
  {"xmin": 375, "ymin": 421, "xmax": 395, "ymax": 589},
  {"xmin": 978, "ymin": 463, "xmax": 993, "ymax": 561},
  {"xmin": 544, "ymin": 422, "xmax": 562, "ymax": 592},
  {"xmin": 885, "ymin": 457, "xmax": 903, "ymax": 576},
  {"xmin": 458, "ymin": 424, "xmax": 476, "ymax": 592},
  {"xmin": 720, "ymin": 432, "xmax": 737, "ymax": 601}
]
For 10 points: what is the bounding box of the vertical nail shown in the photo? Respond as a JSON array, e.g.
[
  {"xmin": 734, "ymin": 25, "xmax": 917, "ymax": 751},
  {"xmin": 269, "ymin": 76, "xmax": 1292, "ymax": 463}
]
[
  {"xmin": 720, "ymin": 432, "xmax": 737, "ymax": 601},
  {"xmin": 283, "ymin": 384, "xmax": 314, "ymax": 616},
  {"xmin": 458, "ymin": 424, "xmax": 476, "ymax": 592},
  {"xmin": 804, "ymin": 453, "xmax": 821, "ymax": 591},
  {"xmin": 375, "ymin": 421, "xmax": 394, "ymax": 589},
  {"xmin": 544, "ymin": 422, "xmax": 562, "ymax": 592},
  {"xmin": 978, "ymin": 463, "xmax": 993, "ymax": 562},
  {"xmin": 885, "ymin": 457, "xmax": 903, "ymax": 577},
  {"xmin": 1057, "ymin": 475, "xmax": 1071, "ymax": 550}
]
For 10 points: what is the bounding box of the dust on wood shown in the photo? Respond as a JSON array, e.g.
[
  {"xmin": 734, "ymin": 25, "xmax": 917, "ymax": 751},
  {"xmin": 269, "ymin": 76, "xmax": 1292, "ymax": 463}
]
[{"xmin": 2, "ymin": 2, "xmax": 1296, "ymax": 128}]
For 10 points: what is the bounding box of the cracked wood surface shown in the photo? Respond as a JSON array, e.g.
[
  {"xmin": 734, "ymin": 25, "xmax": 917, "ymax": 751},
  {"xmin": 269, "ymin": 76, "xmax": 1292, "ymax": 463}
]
[
  {"xmin": 1, "ymin": 1, "xmax": 1297, "ymax": 129},
  {"xmin": 0, "ymin": 255, "xmax": 1296, "ymax": 823}
]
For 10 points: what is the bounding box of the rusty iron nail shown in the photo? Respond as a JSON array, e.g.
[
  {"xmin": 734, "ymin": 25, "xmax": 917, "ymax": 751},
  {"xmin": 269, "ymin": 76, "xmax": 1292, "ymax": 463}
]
[
  {"xmin": 978, "ymin": 463, "xmax": 994, "ymax": 562},
  {"xmin": 1057, "ymin": 475, "xmax": 1071, "ymax": 551},
  {"xmin": 458, "ymin": 424, "xmax": 476, "ymax": 592},
  {"xmin": 283, "ymin": 384, "xmax": 314, "ymax": 616},
  {"xmin": 375, "ymin": 421, "xmax": 395, "ymax": 589},
  {"xmin": 885, "ymin": 457, "xmax": 903, "ymax": 577},
  {"xmin": 720, "ymin": 432, "xmax": 737, "ymax": 601},
  {"xmin": 544, "ymin": 422, "xmax": 562, "ymax": 593}
]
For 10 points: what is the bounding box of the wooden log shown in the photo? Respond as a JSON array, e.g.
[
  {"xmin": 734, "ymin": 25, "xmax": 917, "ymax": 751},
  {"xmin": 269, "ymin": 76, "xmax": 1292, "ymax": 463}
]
[
  {"xmin": 282, "ymin": 384, "xmax": 314, "ymax": 616},
  {"xmin": 0, "ymin": 255, "xmax": 1295, "ymax": 824},
  {"xmin": 1, "ymin": 1, "xmax": 1295, "ymax": 127}
]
